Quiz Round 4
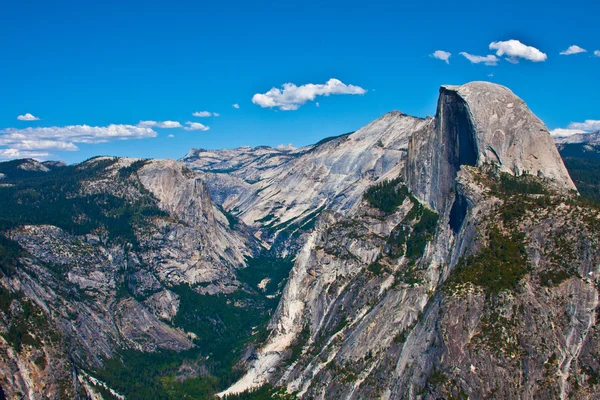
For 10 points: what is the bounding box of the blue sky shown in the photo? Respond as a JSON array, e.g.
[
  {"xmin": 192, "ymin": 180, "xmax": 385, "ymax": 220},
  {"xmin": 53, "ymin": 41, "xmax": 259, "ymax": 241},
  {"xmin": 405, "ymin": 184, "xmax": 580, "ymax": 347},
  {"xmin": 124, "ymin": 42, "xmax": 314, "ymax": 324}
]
[{"xmin": 1, "ymin": 0, "xmax": 598, "ymax": 163}]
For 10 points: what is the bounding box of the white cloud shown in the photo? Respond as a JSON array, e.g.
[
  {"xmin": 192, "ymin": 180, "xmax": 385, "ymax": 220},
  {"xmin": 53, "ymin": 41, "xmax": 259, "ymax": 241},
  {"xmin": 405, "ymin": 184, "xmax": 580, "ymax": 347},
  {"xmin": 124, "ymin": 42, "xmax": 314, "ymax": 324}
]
[
  {"xmin": 232, "ymin": 104, "xmax": 240, "ymax": 109},
  {"xmin": 0, "ymin": 149, "xmax": 51, "ymax": 160},
  {"xmin": 594, "ymin": 50, "xmax": 600, "ymax": 57},
  {"xmin": 0, "ymin": 124, "xmax": 157, "ymax": 160},
  {"xmin": 316, "ymin": 102, "xmax": 320, "ymax": 107},
  {"xmin": 4, "ymin": 140, "xmax": 79, "ymax": 151},
  {"xmin": 550, "ymin": 120, "xmax": 600, "ymax": 137},
  {"xmin": 17, "ymin": 113, "xmax": 40, "ymax": 121},
  {"xmin": 459, "ymin": 52, "xmax": 499, "ymax": 66},
  {"xmin": 568, "ymin": 120, "xmax": 600, "ymax": 131},
  {"xmin": 560, "ymin": 45, "xmax": 586, "ymax": 55},
  {"xmin": 252, "ymin": 78, "xmax": 366, "ymax": 111},
  {"xmin": 184, "ymin": 122, "xmax": 210, "ymax": 131},
  {"xmin": 192, "ymin": 111, "xmax": 220, "ymax": 117},
  {"xmin": 489, "ymin": 40, "xmax": 547, "ymax": 63},
  {"xmin": 137, "ymin": 120, "xmax": 182, "ymax": 128},
  {"xmin": 168, "ymin": 134, "xmax": 175, "ymax": 138},
  {"xmin": 431, "ymin": 50, "xmax": 451, "ymax": 64},
  {"xmin": 488, "ymin": 73, "xmax": 494, "ymax": 77},
  {"xmin": 550, "ymin": 128, "xmax": 586, "ymax": 137}
]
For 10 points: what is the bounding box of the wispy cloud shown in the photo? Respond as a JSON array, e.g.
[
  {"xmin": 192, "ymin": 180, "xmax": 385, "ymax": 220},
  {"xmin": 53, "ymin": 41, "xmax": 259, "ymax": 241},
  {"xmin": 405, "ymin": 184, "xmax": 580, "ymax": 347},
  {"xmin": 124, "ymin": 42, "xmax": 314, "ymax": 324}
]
[
  {"xmin": 232, "ymin": 104, "xmax": 240, "ymax": 109},
  {"xmin": 17, "ymin": 113, "xmax": 40, "ymax": 121},
  {"xmin": 459, "ymin": 52, "xmax": 498, "ymax": 66},
  {"xmin": 594, "ymin": 50, "xmax": 600, "ymax": 57},
  {"xmin": 184, "ymin": 122, "xmax": 210, "ymax": 131},
  {"xmin": 431, "ymin": 50, "xmax": 451, "ymax": 64},
  {"xmin": 559, "ymin": 45, "xmax": 587, "ymax": 55},
  {"xmin": 0, "ymin": 149, "xmax": 51, "ymax": 160},
  {"xmin": 489, "ymin": 40, "xmax": 547, "ymax": 63},
  {"xmin": 168, "ymin": 134, "xmax": 175, "ymax": 138},
  {"xmin": 252, "ymin": 78, "xmax": 366, "ymax": 111},
  {"xmin": 0, "ymin": 124, "xmax": 157, "ymax": 159},
  {"xmin": 192, "ymin": 111, "xmax": 219, "ymax": 117},
  {"xmin": 137, "ymin": 120, "xmax": 182, "ymax": 128}
]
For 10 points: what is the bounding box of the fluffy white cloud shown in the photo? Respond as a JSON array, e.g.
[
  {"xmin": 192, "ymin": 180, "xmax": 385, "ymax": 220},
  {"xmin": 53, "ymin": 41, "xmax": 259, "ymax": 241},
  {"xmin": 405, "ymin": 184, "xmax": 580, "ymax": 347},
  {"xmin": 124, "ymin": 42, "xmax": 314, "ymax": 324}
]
[
  {"xmin": 17, "ymin": 113, "xmax": 40, "ymax": 121},
  {"xmin": 594, "ymin": 50, "xmax": 600, "ymax": 57},
  {"xmin": 168, "ymin": 134, "xmax": 175, "ymax": 138},
  {"xmin": 568, "ymin": 120, "xmax": 600, "ymax": 131},
  {"xmin": 431, "ymin": 50, "xmax": 451, "ymax": 64},
  {"xmin": 550, "ymin": 128, "xmax": 586, "ymax": 137},
  {"xmin": 459, "ymin": 52, "xmax": 499, "ymax": 66},
  {"xmin": 137, "ymin": 120, "xmax": 182, "ymax": 128},
  {"xmin": 232, "ymin": 104, "xmax": 240, "ymax": 109},
  {"xmin": 560, "ymin": 45, "xmax": 587, "ymax": 55},
  {"xmin": 252, "ymin": 78, "xmax": 366, "ymax": 111},
  {"xmin": 489, "ymin": 40, "xmax": 547, "ymax": 63},
  {"xmin": 184, "ymin": 122, "xmax": 210, "ymax": 131},
  {"xmin": 0, "ymin": 124, "xmax": 157, "ymax": 159},
  {"xmin": 4, "ymin": 140, "xmax": 79, "ymax": 151}
]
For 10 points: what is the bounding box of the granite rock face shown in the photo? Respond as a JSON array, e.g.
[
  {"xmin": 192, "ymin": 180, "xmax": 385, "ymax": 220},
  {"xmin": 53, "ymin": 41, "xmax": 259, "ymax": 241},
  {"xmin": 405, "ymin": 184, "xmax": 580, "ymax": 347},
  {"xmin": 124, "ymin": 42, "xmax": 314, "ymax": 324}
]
[
  {"xmin": 220, "ymin": 82, "xmax": 597, "ymax": 399},
  {"xmin": 0, "ymin": 157, "xmax": 256, "ymax": 398}
]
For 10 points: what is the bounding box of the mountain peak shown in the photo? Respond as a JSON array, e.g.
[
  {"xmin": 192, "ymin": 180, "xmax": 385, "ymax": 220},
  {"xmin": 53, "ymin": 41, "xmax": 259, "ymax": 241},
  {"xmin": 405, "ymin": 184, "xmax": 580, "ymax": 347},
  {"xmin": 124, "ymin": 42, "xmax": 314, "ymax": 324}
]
[{"xmin": 441, "ymin": 81, "xmax": 576, "ymax": 190}]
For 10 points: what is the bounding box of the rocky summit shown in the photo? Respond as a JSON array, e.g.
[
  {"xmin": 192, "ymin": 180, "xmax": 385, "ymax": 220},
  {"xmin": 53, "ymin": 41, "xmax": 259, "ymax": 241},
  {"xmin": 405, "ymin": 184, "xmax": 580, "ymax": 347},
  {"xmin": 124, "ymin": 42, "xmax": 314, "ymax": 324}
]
[{"xmin": 1, "ymin": 82, "xmax": 599, "ymax": 400}]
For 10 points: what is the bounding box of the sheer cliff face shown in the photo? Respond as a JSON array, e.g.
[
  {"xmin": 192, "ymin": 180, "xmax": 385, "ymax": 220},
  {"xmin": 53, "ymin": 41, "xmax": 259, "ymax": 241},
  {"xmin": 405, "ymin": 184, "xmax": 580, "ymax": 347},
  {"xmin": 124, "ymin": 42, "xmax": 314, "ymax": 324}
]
[
  {"xmin": 221, "ymin": 82, "xmax": 597, "ymax": 399},
  {"xmin": 407, "ymin": 82, "xmax": 575, "ymax": 214}
]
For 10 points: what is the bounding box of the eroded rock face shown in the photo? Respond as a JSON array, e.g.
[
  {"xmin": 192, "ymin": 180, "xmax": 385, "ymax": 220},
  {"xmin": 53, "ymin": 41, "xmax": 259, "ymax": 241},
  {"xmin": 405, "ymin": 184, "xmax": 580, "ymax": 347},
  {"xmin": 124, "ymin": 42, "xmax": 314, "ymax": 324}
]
[
  {"xmin": 0, "ymin": 157, "xmax": 256, "ymax": 398},
  {"xmin": 220, "ymin": 82, "xmax": 595, "ymax": 399},
  {"xmin": 445, "ymin": 82, "xmax": 575, "ymax": 189}
]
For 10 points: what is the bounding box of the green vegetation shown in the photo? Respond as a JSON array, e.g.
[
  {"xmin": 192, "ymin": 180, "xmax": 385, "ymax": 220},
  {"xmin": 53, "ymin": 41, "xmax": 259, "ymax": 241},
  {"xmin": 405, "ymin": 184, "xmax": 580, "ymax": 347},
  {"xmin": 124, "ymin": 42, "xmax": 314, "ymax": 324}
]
[
  {"xmin": 311, "ymin": 132, "xmax": 352, "ymax": 148},
  {"xmin": 218, "ymin": 206, "xmax": 239, "ymax": 228},
  {"xmin": 237, "ymin": 255, "xmax": 295, "ymax": 295},
  {"xmin": 499, "ymin": 195, "xmax": 553, "ymax": 224},
  {"xmin": 0, "ymin": 235, "xmax": 26, "ymax": 277},
  {"xmin": 405, "ymin": 204, "xmax": 439, "ymax": 260},
  {"xmin": 387, "ymin": 196, "xmax": 439, "ymax": 262},
  {"xmin": 96, "ymin": 254, "xmax": 294, "ymax": 399},
  {"xmin": 222, "ymin": 384, "xmax": 297, "ymax": 400},
  {"xmin": 0, "ymin": 158, "xmax": 167, "ymax": 246},
  {"xmin": 563, "ymin": 158, "xmax": 600, "ymax": 206},
  {"xmin": 363, "ymin": 178, "xmax": 409, "ymax": 214},
  {"xmin": 96, "ymin": 284, "xmax": 274, "ymax": 399},
  {"xmin": 0, "ymin": 287, "xmax": 50, "ymax": 352},
  {"xmin": 367, "ymin": 260, "xmax": 386, "ymax": 276},
  {"xmin": 95, "ymin": 349, "xmax": 220, "ymax": 399},
  {"xmin": 288, "ymin": 326, "xmax": 310, "ymax": 363},
  {"xmin": 448, "ymin": 226, "xmax": 528, "ymax": 293},
  {"xmin": 490, "ymin": 172, "xmax": 548, "ymax": 197}
]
